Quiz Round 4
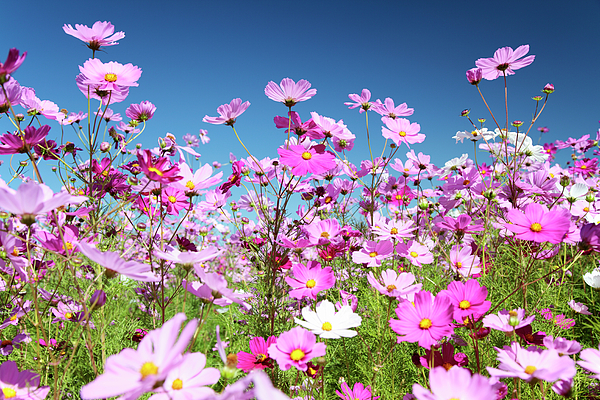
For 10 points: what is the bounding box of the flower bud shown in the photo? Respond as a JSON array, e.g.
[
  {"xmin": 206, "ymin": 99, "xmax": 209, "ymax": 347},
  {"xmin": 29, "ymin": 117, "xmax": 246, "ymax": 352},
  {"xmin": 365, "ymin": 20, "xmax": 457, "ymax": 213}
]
[
  {"xmin": 478, "ymin": 118, "xmax": 486, "ymax": 123},
  {"xmin": 508, "ymin": 310, "xmax": 520, "ymax": 327},
  {"xmin": 559, "ymin": 175, "xmax": 570, "ymax": 187},
  {"xmin": 586, "ymin": 194, "xmax": 596, "ymax": 203},
  {"xmin": 466, "ymin": 68, "xmax": 482, "ymax": 85},
  {"xmin": 89, "ymin": 290, "xmax": 107, "ymax": 311},
  {"xmin": 511, "ymin": 120, "xmax": 523, "ymax": 127},
  {"xmin": 532, "ymin": 95, "xmax": 543, "ymax": 101},
  {"xmin": 136, "ymin": 222, "xmax": 146, "ymax": 231},
  {"xmin": 15, "ymin": 113, "xmax": 24, "ymax": 122},
  {"xmin": 100, "ymin": 142, "xmax": 111, "ymax": 152},
  {"xmin": 542, "ymin": 83, "xmax": 555, "ymax": 94},
  {"xmin": 460, "ymin": 109, "xmax": 470, "ymax": 117}
]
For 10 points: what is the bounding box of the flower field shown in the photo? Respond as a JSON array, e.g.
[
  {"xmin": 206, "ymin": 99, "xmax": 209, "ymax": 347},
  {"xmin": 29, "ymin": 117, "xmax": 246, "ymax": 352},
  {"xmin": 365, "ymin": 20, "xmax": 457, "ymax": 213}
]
[{"xmin": 1, "ymin": 20, "xmax": 600, "ymax": 400}]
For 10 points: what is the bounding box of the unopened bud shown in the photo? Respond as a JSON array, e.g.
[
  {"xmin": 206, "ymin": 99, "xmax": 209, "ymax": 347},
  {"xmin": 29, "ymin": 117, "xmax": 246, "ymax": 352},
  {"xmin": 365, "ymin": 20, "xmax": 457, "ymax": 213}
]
[
  {"xmin": 19, "ymin": 161, "xmax": 27, "ymax": 167},
  {"xmin": 460, "ymin": 109, "xmax": 470, "ymax": 117},
  {"xmin": 542, "ymin": 83, "xmax": 554, "ymax": 94},
  {"xmin": 586, "ymin": 194, "xmax": 595, "ymax": 203},
  {"xmin": 100, "ymin": 142, "xmax": 111, "ymax": 152},
  {"xmin": 511, "ymin": 120, "xmax": 523, "ymax": 127},
  {"xmin": 560, "ymin": 175, "xmax": 570, "ymax": 187},
  {"xmin": 89, "ymin": 290, "xmax": 107, "ymax": 311},
  {"xmin": 532, "ymin": 95, "xmax": 543, "ymax": 101},
  {"xmin": 508, "ymin": 310, "xmax": 520, "ymax": 327},
  {"xmin": 478, "ymin": 118, "xmax": 486, "ymax": 123},
  {"xmin": 15, "ymin": 113, "xmax": 24, "ymax": 122}
]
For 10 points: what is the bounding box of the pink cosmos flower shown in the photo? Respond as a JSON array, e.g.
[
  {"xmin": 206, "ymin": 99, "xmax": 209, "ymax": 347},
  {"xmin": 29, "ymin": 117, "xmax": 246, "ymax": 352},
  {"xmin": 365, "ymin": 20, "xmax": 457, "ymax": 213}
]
[
  {"xmin": 543, "ymin": 336, "xmax": 581, "ymax": 356},
  {"xmin": 505, "ymin": 203, "xmax": 570, "ymax": 244},
  {"xmin": 344, "ymin": 89, "xmax": 372, "ymax": 113},
  {"xmin": 438, "ymin": 280, "xmax": 491, "ymax": 324},
  {"xmin": 336, "ymin": 381, "xmax": 379, "ymax": 400},
  {"xmin": 567, "ymin": 299, "xmax": 592, "ymax": 315},
  {"xmin": 412, "ymin": 366, "xmax": 495, "ymax": 400},
  {"xmin": 381, "ymin": 117, "xmax": 425, "ymax": 148},
  {"xmin": 191, "ymin": 267, "xmax": 251, "ymax": 309},
  {"xmin": 199, "ymin": 129, "xmax": 210, "ymax": 144},
  {"xmin": 445, "ymin": 245, "xmax": 481, "ymax": 277},
  {"xmin": 161, "ymin": 187, "xmax": 189, "ymax": 215},
  {"xmin": 79, "ymin": 58, "xmax": 142, "ymax": 92},
  {"xmin": 352, "ymin": 240, "xmax": 393, "ymax": 267},
  {"xmin": 264, "ymin": 78, "xmax": 316, "ymax": 107},
  {"xmin": 487, "ymin": 342, "xmax": 576, "ymax": 384},
  {"xmin": 304, "ymin": 218, "xmax": 341, "ymax": 246},
  {"xmin": 0, "ymin": 125, "xmax": 50, "ymax": 154},
  {"xmin": 149, "ymin": 352, "xmax": 220, "ymax": 400},
  {"xmin": 0, "ymin": 49, "xmax": 26, "ymax": 83},
  {"xmin": 309, "ymin": 112, "xmax": 355, "ymax": 141},
  {"xmin": 137, "ymin": 149, "xmax": 182, "ymax": 184},
  {"xmin": 285, "ymin": 261, "xmax": 335, "ymax": 300},
  {"xmin": 63, "ymin": 21, "xmax": 125, "ymax": 51},
  {"xmin": 389, "ymin": 291, "xmax": 454, "ymax": 349},
  {"xmin": 203, "ymin": 98, "xmax": 250, "ymax": 126},
  {"xmin": 80, "ymin": 313, "xmax": 197, "ymax": 399},
  {"xmin": 267, "ymin": 327, "xmax": 326, "ymax": 371},
  {"xmin": 0, "ymin": 360, "xmax": 50, "ymax": 400},
  {"xmin": 237, "ymin": 336, "xmax": 277, "ymax": 372},
  {"xmin": 126, "ymin": 101, "xmax": 156, "ymax": 122},
  {"xmin": 396, "ymin": 241, "xmax": 433, "ymax": 267},
  {"xmin": 482, "ymin": 308, "xmax": 534, "ymax": 332},
  {"xmin": 277, "ymin": 144, "xmax": 336, "ymax": 176},
  {"xmin": 367, "ymin": 269, "xmax": 422, "ymax": 299},
  {"xmin": 0, "ymin": 182, "xmax": 86, "ymax": 220},
  {"xmin": 0, "ymin": 78, "xmax": 21, "ymax": 112},
  {"xmin": 78, "ymin": 242, "xmax": 161, "ymax": 282},
  {"xmin": 372, "ymin": 98, "xmax": 414, "ymax": 119},
  {"xmin": 76, "ymin": 73, "xmax": 130, "ymax": 105},
  {"xmin": 579, "ymin": 344, "xmax": 600, "ymax": 379},
  {"xmin": 475, "ymin": 45, "xmax": 535, "ymax": 80}
]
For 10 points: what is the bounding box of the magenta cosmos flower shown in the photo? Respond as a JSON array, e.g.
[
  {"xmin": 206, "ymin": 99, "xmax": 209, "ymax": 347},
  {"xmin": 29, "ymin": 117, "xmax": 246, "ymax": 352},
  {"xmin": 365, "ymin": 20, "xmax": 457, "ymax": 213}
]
[
  {"xmin": 0, "ymin": 49, "xmax": 26, "ymax": 83},
  {"xmin": 78, "ymin": 242, "xmax": 161, "ymax": 282},
  {"xmin": 0, "ymin": 125, "xmax": 50, "ymax": 154},
  {"xmin": 505, "ymin": 202, "xmax": 570, "ymax": 244},
  {"xmin": 438, "ymin": 280, "xmax": 491, "ymax": 324},
  {"xmin": 389, "ymin": 291, "xmax": 454, "ymax": 349},
  {"xmin": 126, "ymin": 101, "xmax": 156, "ymax": 122},
  {"xmin": 80, "ymin": 313, "xmax": 197, "ymax": 399},
  {"xmin": 63, "ymin": 21, "xmax": 125, "ymax": 51},
  {"xmin": 79, "ymin": 58, "xmax": 142, "ymax": 92},
  {"xmin": 381, "ymin": 117, "xmax": 425, "ymax": 148},
  {"xmin": 137, "ymin": 149, "xmax": 183, "ymax": 184},
  {"xmin": 264, "ymin": 78, "xmax": 316, "ymax": 107},
  {"xmin": 487, "ymin": 342, "xmax": 576, "ymax": 384},
  {"xmin": 336, "ymin": 381, "xmax": 379, "ymax": 400},
  {"xmin": 237, "ymin": 336, "xmax": 277, "ymax": 372},
  {"xmin": 466, "ymin": 67, "xmax": 483, "ymax": 85},
  {"xmin": 0, "ymin": 361, "xmax": 50, "ymax": 400},
  {"xmin": 203, "ymin": 98, "xmax": 250, "ymax": 126},
  {"xmin": 367, "ymin": 269, "xmax": 422, "ymax": 300},
  {"xmin": 278, "ymin": 144, "xmax": 336, "ymax": 176},
  {"xmin": 475, "ymin": 45, "xmax": 535, "ymax": 80},
  {"xmin": 267, "ymin": 327, "xmax": 326, "ymax": 371},
  {"xmin": 412, "ymin": 366, "xmax": 495, "ymax": 400},
  {"xmin": 285, "ymin": 261, "xmax": 335, "ymax": 300}
]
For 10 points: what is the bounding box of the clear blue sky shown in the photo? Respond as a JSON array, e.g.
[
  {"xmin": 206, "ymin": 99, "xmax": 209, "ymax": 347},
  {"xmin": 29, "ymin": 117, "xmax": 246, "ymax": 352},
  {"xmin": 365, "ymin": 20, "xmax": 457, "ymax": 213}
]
[{"xmin": 3, "ymin": 0, "xmax": 599, "ymax": 186}]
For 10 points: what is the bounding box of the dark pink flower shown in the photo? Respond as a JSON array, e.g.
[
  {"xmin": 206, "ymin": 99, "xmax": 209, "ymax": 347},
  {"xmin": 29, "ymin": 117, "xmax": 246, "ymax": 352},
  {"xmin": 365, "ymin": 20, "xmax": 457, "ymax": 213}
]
[
  {"xmin": 475, "ymin": 45, "xmax": 535, "ymax": 80},
  {"xmin": 0, "ymin": 49, "xmax": 27, "ymax": 83},
  {"xmin": 126, "ymin": 101, "xmax": 156, "ymax": 122},
  {"xmin": 466, "ymin": 67, "xmax": 483, "ymax": 85},
  {"xmin": 278, "ymin": 144, "xmax": 336, "ymax": 176},
  {"xmin": 137, "ymin": 149, "xmax": 182, "ymax": 184},
  {"xmin": 336, "ymin": 381, "xmax": 379, "ymax": 400},
  {"xmin": 505, "ymin": 203, "xmax": 570, "ymax": 244},
  {"xmin": 203, "ymin": 98, "xmax": 250, "ymax": 126},
  {"xmin": 389, "ymin": 291, "xmax": 454, "ymax": 349},
  {"xmin": 0, "ymin": 125, "xmax": 50, "ymax": 154},
  {"xmin": 237, "ymin": 336, "xmax": 277, "ymax": 372},
  {"xmin": 285, "ymin": 261, "xmax": 335, "ymax": 300},
  {"xmin": 438, "ymin": 280, "xmax": 491, "ymax": 324},
  {"xmin": 264, "ymin": 78, "xmax": 316, "ymax": 107},
  {"xmin": 267, "ymin": 327, "xmax": 326, "ymax": 371},
  {"xmin": 63, "ymin": 21, "xmax": 125, "ymax": 51}
]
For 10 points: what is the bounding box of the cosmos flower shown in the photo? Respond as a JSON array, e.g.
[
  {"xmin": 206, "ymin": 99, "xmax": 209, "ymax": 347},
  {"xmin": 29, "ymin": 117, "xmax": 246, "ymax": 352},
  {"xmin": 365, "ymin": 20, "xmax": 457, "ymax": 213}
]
[
  {"xmin": 396, "ymin": 241, "xmax": 433, "ymax": 267},
  {"xmin": 482, "ymin": 308, "xmax": 535, "ymax": 332},
  {"xmin": 336, "ymin": 381, "xmax": 379, "ymax": 400},
  {"xmin": 445, "ymin": 245, "xmax": 481, "ymax": 277},
  {"xmin": 412, "ymin": 366, "xmax": 495, "ymax": 400},
  {"xmin": 285, "ymin": 261, "xmax": 335, "ymax": 300},
  {"xmin": 381, "ymin": 117, "xmax": 425, "ymax": 148},
  {"xmin": 389, "ymin": 291, "xmax": 454, "ymax": 349},
  {"xmin": 267, "ymin": 327, "xmax": 326, "ymax": 371},
  {"xmin": 0, "ymin": 125, "xmax": 51, "ymax": 154},
  {"xmin": 264, "ymin": 78, "xmax": 316, "ymax": 107},
  {"xmin": 466, "ymin": 67, "xmax": 483, "ymax": 85},
  {"xmin": 366, "ymin": 269, "xmax": 422, "ymax": 300},
  {"xmin": 567, "ymin": 299, "xmax": 592, "ymax": 315},
  {"xmin": 294, "ymin": 300, "xmax": 361, "ymax": 339},
  {"xmin": 277, "ymin": 144, "xmax": 336, "ymax": 176},
  {"xmin": 63, "ymin": 21, "xmax": 125, "ymax": 51},
  {"xmin": 237, "ymin": 336, "xmax": 277, "ymax": 372},
  {"xmin": 80, "ymin": 313, "xmax": 197, "ymax": 399},
  {"xmin": 372, "ymin": 98, "xmax": 414, "ymax": 119},
  {"xmin": 0, "ymin": 49, "xmax": 27, "ymax": 83},
  {"xmin": 475, "ymin": 45, "xmax": 535, "ymax": 80},
  {"xmin": 438, "ymin": 280, "xmax": 491, "ymax": 324},
  {"xmin": 352, "ymin": 240, "xmax": 394, "ymax": 267},
  {"xmin": 0, "ymin": 361, "xmax": 50, "ymax": 400},
  {"xmin": 137, "ymin": 149, "xmax": 182, "ymax": 184},
  {"xmin": 126, "ymin": 101, "xmax": 156, "ymax": 122},
  {"xmin": 203, "ymin": 98, "xmax": 250, "ymax": 126},
  {"xmin": 78, "ymin": 242, "xmax": 161, "ymax": 282},
  {"xmin": 579, "ymin": 344, "xmax": 600, "ymax": 379},
  {"xmin": 505, "ymin": 203, "xmax": 570, "ymax": 244},
  {"xmin": 0, "ymin": 78, "xmax": 21, "ymax": 113},
  {"xmin": 344, "ymin": 89, "xmax": 372, "ymax": 113},
  {"xmin": 79, "ymin": 58, "xmax": 142, "ymax": 92}
]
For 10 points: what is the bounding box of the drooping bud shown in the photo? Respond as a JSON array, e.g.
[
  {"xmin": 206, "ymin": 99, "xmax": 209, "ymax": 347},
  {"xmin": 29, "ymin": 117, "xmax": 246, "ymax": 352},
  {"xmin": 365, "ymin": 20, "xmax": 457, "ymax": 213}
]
[{"xmin": 89, "ymin": 290, "xmax": 107, "ymax": 311}]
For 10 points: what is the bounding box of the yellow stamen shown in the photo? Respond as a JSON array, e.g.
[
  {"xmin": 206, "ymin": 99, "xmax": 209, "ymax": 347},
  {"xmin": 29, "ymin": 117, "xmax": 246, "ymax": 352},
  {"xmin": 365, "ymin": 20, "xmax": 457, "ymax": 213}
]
[
  {"xmin": 386, "ymin": 284, "xmax": 397, "ymax": 292},
  {"xmin": 459, "ymin": 300, "xmax": 471, "ymax": 309},
  {"xmin": 172, "ymin": 378, "xmax": 183, "ymax": 390},
  {"xmin": 419, "ymin": 318, "xmax": 432, "ymax": 329},
  {"xmin": 322, "ymin": 322, "xmax": 332, "ymax": 331},
  {"xmin": 290, "ymin": 349, "xmax": 305, "ymax": 361},
  {"xmin": 140, "ymin": 362, "xmax": 159, "ymax": 379},
  {"xmin": 306, "ymin": 279, "xmax": 316, "ymax": 288},
  {"xmin": 186, "ymin": 181, "xmax": 195, "ymax": 190},
  {"xmin": 104, "ymin": 73, "xmax": 118, "ymax": 82},
  {"xmin": 524, "ymin": 365, "xmax": 537, "ymax": 374},
  {"xmin": 369, "ymin": 251, "xmax": 378, "ymax": 258},
  {"xmin": 320, "ymin": 232, "xmax": 330, "ymax": 238},
  {"xmin": 3, "ymin": 388, "xmax": 16, "ymax": 399},
  {"xmin": 390, "ymin": 228, "xmax": 398, "ymax": 235},
  {"xmin": 65, "ymin": 312, "xmax": 73, "ymax": 320},
  {"xmin": 301, "ymin": 152, "xmax": 312, "ymax": 160},
  {"xmin": 168, "ymin": 195, "xmax": 177, "ymax": 203},
  {"xmin": 147, "ymin": 167, "xmax": 164, "ymax": 176},
  {"xmin": 530, "ymin": 222, "xmax": 542, "ymax": 232},
  {"xmin": 398, "ymin": 131, "xmax": 407, "ymax": 137},
  {"xmin": 410, "ymin": 251, "xmax": 418, "ymax": 257}
]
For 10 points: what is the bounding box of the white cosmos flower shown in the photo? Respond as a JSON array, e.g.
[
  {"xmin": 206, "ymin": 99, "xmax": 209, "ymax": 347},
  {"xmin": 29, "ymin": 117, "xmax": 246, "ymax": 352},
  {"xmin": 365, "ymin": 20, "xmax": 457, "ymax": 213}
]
[
  {"xmin": 294, "ymin": 300, "xmax": 361, "ymax": 339},
  {"xmin": 584, "ymin": 269, "xmax": 600, "ymax": 289}
]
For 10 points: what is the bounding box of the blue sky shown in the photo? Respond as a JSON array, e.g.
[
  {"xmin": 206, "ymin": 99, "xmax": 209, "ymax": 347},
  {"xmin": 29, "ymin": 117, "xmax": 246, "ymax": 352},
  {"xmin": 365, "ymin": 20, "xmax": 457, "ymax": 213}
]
[{"xmin": 3, "ymin": 0, "xmax": 600, "ymax": 187}]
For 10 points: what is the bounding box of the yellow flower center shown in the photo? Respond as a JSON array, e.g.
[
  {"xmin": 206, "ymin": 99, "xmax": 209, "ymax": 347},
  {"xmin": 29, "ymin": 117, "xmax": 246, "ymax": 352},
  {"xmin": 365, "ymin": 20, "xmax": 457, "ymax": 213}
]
[
  {"xmin": 186, "ymin": 181, "xmax": 195, "ymax": 190},
  {"xmin": 581, "ymin": 165, "xmax": 588, "ymax": 169},
  {"xmin": 2, "ymin": 388, "xmax": 16, "ymax": 399},
  {"xmin": 442, "ymin": 362, "xmax": 454, "ymax": 371},
  {"xmin": 524, "ymin": 365, "xmax": 537, "ymax": 375},
  {"xmin": 471, "ymin": 130, "xmax": 479, "ymax": 136},
  {"xmin": 369, "ymin": 251, "xmax": 378, "ymax": 258},
  {"xmin": 256, "ymin": 353, "xmax": 267, "ymax": 362},
  {"xmin": 508, "ymin": 310, "xmax": 518, "ymax": 317},
  {"xmin": 104, "ymin": 73, "xmax": 118, "ymax": 82},
  {"xmin": 168, "ymin": 195, "xmax": 177, "ymax": 203},
  {"xmin": 320, "ymin": 231, "xmax": 330, "ymax": 238},
  {"xmin": 140, "ymin": 362, "xmax": 159, "ymax": 379},
  {"xmin": 290, "ymin": 349, "xmax": 305, "ymax": 361},
  {"xmin": 410, "ymin": 251, "xmax": 418, "ymax": 257},
  {"xmin": 324, "ymin": 196, "xmax": 332, "ymax": 203},
  {"xmin": 530, "ymin": 222, "xmax": 542, "ymax": 232},
  {"xmin": 322, "ymin": 322, "xmax": 333, "ymax": 331},
  {"xmin": 456, "ymin": 261, "xmax": 463, "ymax": 268},
  {"xmin": 9, "ymin": 315, "xmax": 17, "ymax": 321},
  {"xmin": 398, "ymin": 131, "xmax": 407, "ymax": 137},
  {"xmin": 386, "ymin": 284, "xmax": 397, "ymax": 292},
  {"xmin": 11, "ymin": 248, "xmax": 19, "ymax": 256},
  {"xmin": 63, "ymin": 242, "xmax": 74, "ymax": 251},
  {"xmin": 459, "ymin": 300, "xmax": 471, "ymax": 309},
  {"xmin": 419, "ymin": 318, "xmax": 432, "ymax": 329},
  {"xmin": 306, "ymin": 279, "xmax": 316, "ymax": 288},
  {"xmin": 301, "ymin": 151, "xmax": 312, "ymax": 160},
  {"xmin": 147, "ymin": 167, "xmax": 164, "ymax": 176},
  {"xmin": 390, "ymin": 228, "xmax": 398, "ymax": 235},
  {"xmin": 65, "ymin": 312, "xmax": 73, "ymax": 320},
  {"xmin": 172, "ymin": 378, "xmax": 183, "ymax": 390},
  {"xmin": 584, "ymin": 207, "xmax": 590, "ymax": 212}
]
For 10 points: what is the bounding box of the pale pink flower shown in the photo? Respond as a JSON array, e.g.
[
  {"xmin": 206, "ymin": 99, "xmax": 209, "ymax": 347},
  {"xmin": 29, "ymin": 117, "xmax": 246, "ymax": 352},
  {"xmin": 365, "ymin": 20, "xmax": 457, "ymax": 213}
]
[
  {"xmin": 264, "ymin": 78, "xmax": 316, "ymax": 107},
  {"xmin": 475, "ymin": 45, "xmax": 535, "ymax": 80},
  {"xmin": 203, "ymin": 98, "xmax": 250, "ymax": 126},
  {"xmin": 79, "ymin": 58, "xmax": 142, "ymax": 92},
  {"xmin": 381, "ymin": 117, "xmax": 425, "ymax": 148},
  {"xmin": 63, "ymin": 21, "xmax": 125, "ymax": 51}
]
